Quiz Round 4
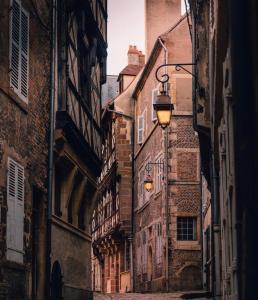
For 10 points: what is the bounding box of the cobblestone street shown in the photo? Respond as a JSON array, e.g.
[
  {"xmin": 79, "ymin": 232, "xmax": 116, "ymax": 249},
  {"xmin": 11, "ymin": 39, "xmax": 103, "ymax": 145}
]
[{"xmin": 93, "ymin": 292, "xmax": 208, "ymax": 300}]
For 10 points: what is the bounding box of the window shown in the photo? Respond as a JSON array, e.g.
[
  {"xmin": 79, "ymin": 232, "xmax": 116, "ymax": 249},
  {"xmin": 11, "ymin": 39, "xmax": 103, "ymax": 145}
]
[
  {"xmin": 7, "ymin": 158, "xmax": 24, "ymax": 263},
  {"xmin": 177, "ymin": 217, "xmax": 197, "ymax": 241},
  {"xmin": 138, "ymin": 160, "xmax": 151, "ymax": 208},
  {"xmin": 155, "ymin": 223, "xmax": 162, "ymax": 263},
  {"xmin": 137, "ymin": 113, "xmax": 144, "ymax": 144},
  {"xmin": 10, "ymin": 0, "xmax": 29, "ymax": 101},
  {"xmin": 136, "ymin": 235, "xmax": 142, "ymax": 274},
  {"xmin": 151, "ymin": 88, "xmax": 159, "ymax": 121},
  {"xmin": 155, "ymin": 155, "xmax": 163, "ymax": 193},
  {"xmin": 138, "ymin": 167, "xmax": 145, "ymax": 207},
  {"xmin": 142, "ymin": 230, "xmax": 147, "ymax": 273}
]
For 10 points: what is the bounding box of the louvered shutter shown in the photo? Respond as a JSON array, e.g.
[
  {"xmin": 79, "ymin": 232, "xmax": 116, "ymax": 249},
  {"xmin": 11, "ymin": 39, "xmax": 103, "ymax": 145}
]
[
  {"xmin": 20, "ymin": 8, "xmax": 29, "ymax": 99},
  {"xmin": 138, "ymin": 114, "xmax": 144, "ymax": 144},
  {"xmin": 7, "ymin": 158, "xmax": 24, "ymax": 263},
  {"xmin": 10, "ymin": 0, "xmax": 29, "ymax": 102},
  {"xmin": 151, "ymin": 89, "xmax": 158, "ymax": 121},
  {"xmin": 10, "ymin": 0, "xmax": 20, "ymax": 91}
]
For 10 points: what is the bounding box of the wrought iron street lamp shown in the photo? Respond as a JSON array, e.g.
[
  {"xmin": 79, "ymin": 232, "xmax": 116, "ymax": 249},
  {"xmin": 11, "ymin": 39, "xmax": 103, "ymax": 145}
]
[
  {"xmin": 143, "ymin": 174, "xmax": 154, "ymax": 192},
  {"xmin": 154, "ymin": 63, "xmax": 196, "ymax": 129},
  {"xmin": 144, "ymin": 161, "xmax": 164, "ymax": 192},
  {"xmin": 153, "ymin": 90, "xmax": 174, "ymax": 129}
]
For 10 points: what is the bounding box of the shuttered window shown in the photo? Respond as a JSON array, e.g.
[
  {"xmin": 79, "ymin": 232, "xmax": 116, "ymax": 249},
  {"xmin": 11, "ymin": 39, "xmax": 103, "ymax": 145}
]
[
  {"xmin": 7, "ymin": 158, "xmax": 24, "ymax": 263},
  {"xmin": 151, "ymin": 88, "xmax": 158, "ymax": 121},
  {"xmin": 137, "ymin": 113, "xmax": 144, "ymax": 144},
  {"xmin": 155, "ymin": 223, "xmax": 162, "ymax": 263},
  {"xmin": 10, "ymin": 0, "xmax": 29, "ymax": 102}
]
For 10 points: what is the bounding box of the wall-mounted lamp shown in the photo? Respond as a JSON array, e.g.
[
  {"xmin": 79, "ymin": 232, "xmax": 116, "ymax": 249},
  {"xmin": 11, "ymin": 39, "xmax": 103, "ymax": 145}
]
[
  {"xmin": 153, "ymin": 89, "xmax": 174, "ymax": 129},
  {"xmin": 143, "ymin": 174, "xmax": 154, "ymax": 192},
  {"xmin": 154, "ymin": 63, "xmax": 196, "ymax": 129},
  {"xmin": 144, "ymin": 161, "xmax": 164, "ymax": 192}
]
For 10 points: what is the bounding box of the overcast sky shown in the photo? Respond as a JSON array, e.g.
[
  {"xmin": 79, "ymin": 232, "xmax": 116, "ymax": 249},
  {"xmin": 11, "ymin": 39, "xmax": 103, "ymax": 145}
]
[{"xmin": 107, "ymin": 0, "xmax": 145, "ymax": 75}]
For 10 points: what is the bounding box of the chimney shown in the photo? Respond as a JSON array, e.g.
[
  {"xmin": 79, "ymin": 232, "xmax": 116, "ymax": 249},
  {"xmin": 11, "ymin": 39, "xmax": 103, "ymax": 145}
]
[
  {"xmin": 128, "ymin": 45, "xmax": 140, "ymax": 65},
  {"xmin": 138, "ymin": 51, "xmax": 145, "ymax": 66}
]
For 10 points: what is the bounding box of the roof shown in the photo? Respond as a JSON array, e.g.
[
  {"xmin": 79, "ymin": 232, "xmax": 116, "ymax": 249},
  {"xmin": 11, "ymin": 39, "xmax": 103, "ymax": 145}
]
[{"xmin": 119, "ymin": 64, "xmax": 143, "ymax": 77}]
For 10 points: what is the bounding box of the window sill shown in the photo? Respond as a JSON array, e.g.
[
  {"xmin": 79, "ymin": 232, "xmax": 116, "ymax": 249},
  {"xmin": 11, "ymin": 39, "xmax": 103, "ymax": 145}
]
[
  {"xmin": 0, "ymin": 87, "xmax": 28, "ymax": 114},
  {"xmin": 174, "ymin": 240, "xmax": 201, "ymax": 251}
]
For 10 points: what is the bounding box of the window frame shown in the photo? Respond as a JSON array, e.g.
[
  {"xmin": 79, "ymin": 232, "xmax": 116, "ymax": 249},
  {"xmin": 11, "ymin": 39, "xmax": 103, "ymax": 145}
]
[
  {"xmin": 151, "ymin": 88, "xmax": 159, "ymax": 121},
  {"xmin": 137, "ymin": 112, "xmax": 145, "ymax": 144},
  {"xmin": 9, "ymin": 0, "xmax": 29, "ymax": 102},
  {"xmin": 177, "ymin": 216, "xmax": 197, "ymax": 241}
]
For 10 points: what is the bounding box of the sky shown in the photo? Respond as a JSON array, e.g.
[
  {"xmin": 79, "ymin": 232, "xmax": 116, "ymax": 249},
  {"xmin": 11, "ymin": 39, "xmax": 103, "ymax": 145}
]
[
  {"xmin": 107, "ymin": 0, "xmax": 187, "ymax": 76},
  {"xmin": 107, "ymin": 0, "xmax": 145, "ymax": 75}
]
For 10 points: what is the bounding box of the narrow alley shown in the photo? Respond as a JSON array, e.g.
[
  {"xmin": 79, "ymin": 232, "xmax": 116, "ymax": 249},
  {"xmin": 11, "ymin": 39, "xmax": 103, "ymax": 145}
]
[{"xmin": 0, "ymin": 0, "xmax": 258, "ymax": 299}]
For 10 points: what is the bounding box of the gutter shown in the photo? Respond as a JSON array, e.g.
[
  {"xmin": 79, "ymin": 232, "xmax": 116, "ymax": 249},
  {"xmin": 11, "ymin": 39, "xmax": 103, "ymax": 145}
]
[{"xmin": 46, "ymin": 0, "xmax": 56, "ymax": 297}]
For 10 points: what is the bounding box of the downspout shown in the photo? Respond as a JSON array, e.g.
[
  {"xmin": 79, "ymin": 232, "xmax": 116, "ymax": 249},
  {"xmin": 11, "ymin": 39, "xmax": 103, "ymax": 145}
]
[
  {"xmin": 46, "ymin": 0, "xmax": 56, "ymax": 298},
  {"xmin": 211, "ymin": 152, "xmax": 221, "ymax": 300},
  {"xmin": 158, "ymin": 37, "xmax": 169, "ymax": 292},
  {"xmin": 130, "ymin": 97, "xmax": 136, "ymax": 292}
]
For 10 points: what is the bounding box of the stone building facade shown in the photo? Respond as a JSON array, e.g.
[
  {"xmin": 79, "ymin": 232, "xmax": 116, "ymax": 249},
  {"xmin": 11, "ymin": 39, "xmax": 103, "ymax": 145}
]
[
  {"xmin": 132, "ymin": 9, "xmax": 202, "ymax": 291},
  {"xmin": 0, "ymin": 0, "xmax": 50, "ymax": 298},
  {"xmin": 91, "ymin": 46, "xmax": 144, "ymax": 293},
  {"xmin": 189, "ymin": 0, "xmax": 258, "ymax": 299},
  {"xmin": 0, "ymin": 0, "xmax": 107, "ymax": 299}
]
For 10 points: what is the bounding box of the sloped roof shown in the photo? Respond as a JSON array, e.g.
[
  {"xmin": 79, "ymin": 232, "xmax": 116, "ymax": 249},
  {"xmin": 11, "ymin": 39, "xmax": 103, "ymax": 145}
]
[{"xmin": 119, "ymin": 64, "xmax": 143, "ymax": 77}]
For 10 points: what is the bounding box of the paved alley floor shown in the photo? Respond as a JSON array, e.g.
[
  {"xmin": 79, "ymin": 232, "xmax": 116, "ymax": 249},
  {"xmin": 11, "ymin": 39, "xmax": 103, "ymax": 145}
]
[{"xmin": 94, "ymin": 292, "xmax": 208, "ymax": 300}]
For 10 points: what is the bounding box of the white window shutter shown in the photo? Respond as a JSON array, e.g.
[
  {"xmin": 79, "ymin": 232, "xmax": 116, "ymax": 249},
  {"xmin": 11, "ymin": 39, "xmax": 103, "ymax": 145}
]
[
  {"xmin": 152, "ymin": 89, "xmax": 158, "ymax": 121},
  {"xmin": 138, "ymin": 114, "xmax": 144, "ymax": 144},
  {"xmin": 7, "ymin": 158, "xmax": 24, "ymax": 263},
  {"xmin": 10, "ymin": 0, "xmax": 29, "ymax": 102}
]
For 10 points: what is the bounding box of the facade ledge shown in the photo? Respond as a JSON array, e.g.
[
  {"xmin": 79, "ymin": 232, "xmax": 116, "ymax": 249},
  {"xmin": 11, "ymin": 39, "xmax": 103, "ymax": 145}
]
[
  {"xmin": 174, "ymin": 241, "xmax": 201, "ymax": 251},
  {"xmin": 168, "ymin": 180, "xmax": 200, "ymax": 185},
  {"xmin": 52, "ymin": 215, "xmax": 92, "ymax": 242},
  {"xmin": 172, "ymin": 110, "xmax": 193, "ymax": 116}
]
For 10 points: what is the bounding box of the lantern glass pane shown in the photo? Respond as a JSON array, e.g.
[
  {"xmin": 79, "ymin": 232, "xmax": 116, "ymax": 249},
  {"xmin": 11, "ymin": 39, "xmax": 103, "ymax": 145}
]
[
  {"xmin": 156, "ymin": 110, "xmax": 172, "ymax": 126},
  {"xmin": 144, "ymin": 181, "xmax": 154, "ymax": 192}
]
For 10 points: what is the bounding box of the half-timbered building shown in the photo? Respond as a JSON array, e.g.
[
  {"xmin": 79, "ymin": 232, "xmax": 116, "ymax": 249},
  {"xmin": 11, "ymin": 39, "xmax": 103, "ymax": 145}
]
[{"xmin": 52, "ymin": 0, "xmax": 107, "ymax": 299}]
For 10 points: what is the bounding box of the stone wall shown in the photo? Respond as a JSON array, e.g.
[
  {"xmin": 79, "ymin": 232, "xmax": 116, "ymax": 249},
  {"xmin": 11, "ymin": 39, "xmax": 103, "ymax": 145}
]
[{"xmin": 0, "ymin": 0, "xmax": 50, "ymax": 298}]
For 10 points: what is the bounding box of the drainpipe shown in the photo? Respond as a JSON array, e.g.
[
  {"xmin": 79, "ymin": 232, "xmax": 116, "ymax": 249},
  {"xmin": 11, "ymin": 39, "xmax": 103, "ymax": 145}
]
[
  {"xmin": 46, "ymin": 0, "xmax": 57, "ymax": 298},
  {"xmin": 164, "ymin": 127, "xmax": 169, "ymax": 292},
  {"xmin": 158, "ymin": 37, "xmax": 169, "ymax": 292},
  {"xmin": 130, "ymin": 97, "xmax": 136, "ymax": 292},
  {"xmin": 211, "ymin": 153, "xmax": 221, "ymax": 300}
]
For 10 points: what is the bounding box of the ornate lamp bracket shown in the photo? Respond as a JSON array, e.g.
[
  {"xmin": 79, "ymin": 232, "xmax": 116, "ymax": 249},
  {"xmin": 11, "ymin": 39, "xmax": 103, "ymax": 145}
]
[
  {"xmin": 155, "ymin": 63, "xmax": 196, "ymax": 85},
  {"xmin": 145, "ymin": 161, "xmax": 164, "ymax": 174}
]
